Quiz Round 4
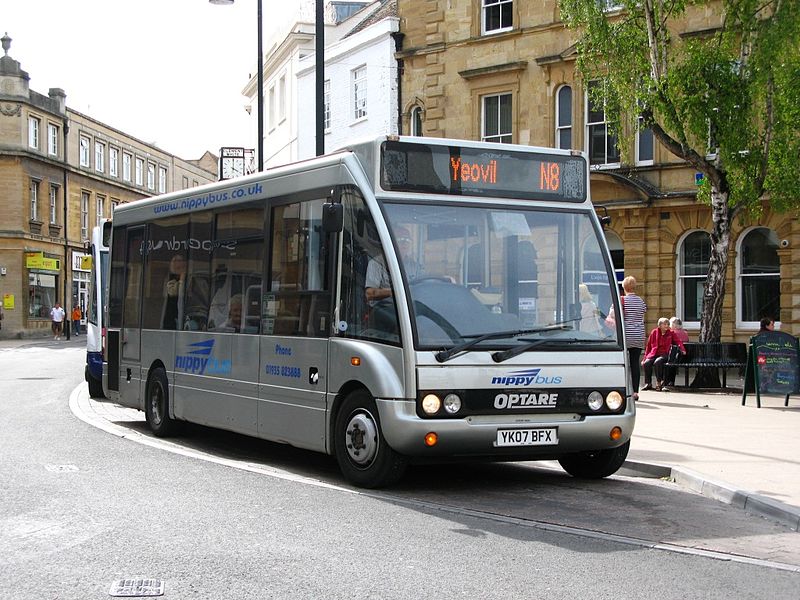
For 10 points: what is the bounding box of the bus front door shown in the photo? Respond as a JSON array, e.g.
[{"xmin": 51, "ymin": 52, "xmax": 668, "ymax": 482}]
[{"xmin": 117, "ymin": 226, "xmax": 145, "ymax": 409}]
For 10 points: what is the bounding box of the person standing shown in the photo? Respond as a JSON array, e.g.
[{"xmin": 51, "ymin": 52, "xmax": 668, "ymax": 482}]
[
  {"xmin": 161, "ymin": 254, "xmax": 187, "ymax": 330},
  {"xmin": 607, "ymin": 276, "xmax": 647, "ymax": 399},
  {"xmin": 71, "ymin": 304, "xmax": 82, "ymax": 336},
  {"xmin": 50, "ymin": 302, "xmax": 66, "ymax": 340}
]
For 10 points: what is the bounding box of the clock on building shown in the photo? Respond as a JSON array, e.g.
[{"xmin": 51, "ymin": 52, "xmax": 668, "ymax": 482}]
[{"xmin": 219, "ymin": 147, "xmax": 245, "ymax": 180}]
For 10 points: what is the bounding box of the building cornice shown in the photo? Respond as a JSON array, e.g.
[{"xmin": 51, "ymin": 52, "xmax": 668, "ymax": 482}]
[{"xmin": 458, "ymin": 61, "xmax": 528, "ymax": 80}]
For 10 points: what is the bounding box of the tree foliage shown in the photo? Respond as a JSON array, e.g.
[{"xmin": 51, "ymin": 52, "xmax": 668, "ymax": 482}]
[{"xmin": 560, "ymin": 0, "xmax": 800, "ymax": 344}]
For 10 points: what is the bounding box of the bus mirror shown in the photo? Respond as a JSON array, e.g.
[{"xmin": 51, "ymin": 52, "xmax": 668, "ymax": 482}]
[{"xmin": 322, "ymin": 202, "xmax": 344, "ymax": 233}]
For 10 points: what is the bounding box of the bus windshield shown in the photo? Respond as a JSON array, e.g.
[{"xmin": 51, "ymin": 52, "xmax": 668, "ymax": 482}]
[{"xmin": 382, "ymin": 202, "xmax": 618, "ymax": 350}]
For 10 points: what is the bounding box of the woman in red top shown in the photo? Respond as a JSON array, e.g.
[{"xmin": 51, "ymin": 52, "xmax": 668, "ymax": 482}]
[{"xmin": 641, "ymin": 317, "xmax": 687, "ymax": 391}]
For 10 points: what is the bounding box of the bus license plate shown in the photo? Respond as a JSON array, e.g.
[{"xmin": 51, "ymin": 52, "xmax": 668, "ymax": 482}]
[{"xmin": 495, "ymin": 428, "xmax": 558, "ymax": 447}]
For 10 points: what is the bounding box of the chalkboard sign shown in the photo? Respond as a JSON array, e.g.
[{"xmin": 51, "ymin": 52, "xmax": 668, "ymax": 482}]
[{"xmin": 742, "ymin": 331, "xmax": 800, "ymax": 407}]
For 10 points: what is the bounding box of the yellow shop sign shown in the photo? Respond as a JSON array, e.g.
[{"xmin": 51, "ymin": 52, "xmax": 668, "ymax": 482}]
[{"xmin": 25, "ymin": 252, "xmax": 60, "ymax": 271}]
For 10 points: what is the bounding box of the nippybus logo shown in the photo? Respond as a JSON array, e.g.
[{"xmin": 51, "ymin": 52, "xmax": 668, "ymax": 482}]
[
  {"xmin": 491, "ymin": 368, "xmax": 563, "ymax": 386},
  {"xmin": 175, "ymin": 339, "xmax": 231, "ymax": 375}
]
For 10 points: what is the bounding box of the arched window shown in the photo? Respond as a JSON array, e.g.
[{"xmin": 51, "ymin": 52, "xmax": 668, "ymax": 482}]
[
  {"xmin": 738, "ymin": 227, "xmax": 780, "ymax": 326},
  {"xmin": 677, "ymin": 230, "xmax": 711, "ymax": 324},
  {"xmin": 410, "ymin": 106, "xmax": 423, "ymax": 136},
  {"xmin": 555, "ymin": 85, "xmax": 572, "ymax": 150}
]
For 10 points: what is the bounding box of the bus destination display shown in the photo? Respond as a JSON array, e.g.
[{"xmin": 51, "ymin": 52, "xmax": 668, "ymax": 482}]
[{"xmin": 380, "ymin": 140, "xmax": 586, "ymax": 202}]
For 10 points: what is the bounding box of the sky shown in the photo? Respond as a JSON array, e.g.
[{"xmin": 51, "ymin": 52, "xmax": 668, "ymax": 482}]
[{"xmin": 2, "ymin": 0, "xmax": 291, "ymax": 160}]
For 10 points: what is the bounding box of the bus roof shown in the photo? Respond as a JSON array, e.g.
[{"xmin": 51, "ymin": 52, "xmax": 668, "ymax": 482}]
[{"xmin": 111, "ymin": 136, "xmax": 589, "ymax": 226}]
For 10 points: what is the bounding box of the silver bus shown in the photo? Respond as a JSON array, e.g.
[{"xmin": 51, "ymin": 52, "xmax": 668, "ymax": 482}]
[{"xmin": 105, "ymin": 136, "xmax": 632, "ymax": 488}]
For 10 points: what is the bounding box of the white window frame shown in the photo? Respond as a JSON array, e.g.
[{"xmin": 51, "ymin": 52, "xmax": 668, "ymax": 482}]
[
  {"xmin": 49, "ymin": 185, "xmax": 58, "ymax": 225},
  {"xmin": 736, "ymin": 226, "xmax": 781, "ymax": 329},
  {"xmin": 79, "ymin": 135, "xmax": 91, "ymax": 167},
  {"xmin": 123, "ymin": 152, "xmax": 132, "ymax": 182},
  {"xmin": 95, "ymin": 140, "xmax": 105, "ymax": 173},
  {"xmin": 28, "ymin": 116, "xmax": 40, "ymax": 149},
  {"xmin": 323, "ymin": 79, "xmax": 331, "ymax": 131},
  {"xmin": 278, "ymin": 74, "xmax": 286, "ymax": 123},
  {"xmin": 268, "ymin": 84, "xmax": 276, "ymax": 131},
  {"xmin": 599, "ymin": 0, "xmax": 624, "ymax": 11},
  {"xmin": 482, "ymin": 0, "xmax": 513, "ymax": 36},
  {"xmin": 555, "ymin": 85, "xmax": 572, "ymax": 150},
  {"xmin": 675, "ymin": 229, "xmax": 711, "ymax": 331},
  {"xmin": 352, "ymin": 65, "xmax": 368, "ymax": 121},
  {"xmin": 636, "ymin": 115, "xmax": 655, "ymax": 166},
  {"xmin": 96, "ymin": 195, "xmax": 105, "ymax": 227},
  {"xmin": 80, "ymin": 191, "xmax": 90, "ymax": 240},
  {"xmin": 481, "ymin": 93, "xmax": 513, "ymax": 144},
  {"xmin": 585, "ymin": 81, "xmax": 620, "ymax": 168},
  {"xmin": 48, "ymin": 123, "xmax": 59, "ymax": 156},
  {"xmin": 30, "ymin": 179, "xmax": 40, "ymax": 221},
  {"xmin": 135, "ymin": 158, "xmax": 144, "ymax": 186},
  {"xmin": 147, "ymin": 162, "xmax": 155, "ymax": 190},
  {"xmin": 109, "ymin": 147, "xmax": 119, "ymax": 177},
  {"xmin": 158, "ymin": 166, "xmax": 167, "ymax": 193}
]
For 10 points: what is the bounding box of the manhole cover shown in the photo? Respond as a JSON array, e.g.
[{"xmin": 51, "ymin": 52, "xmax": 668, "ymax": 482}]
[{"xmin": 109, "ymin": 579, "xmax": 164, "ymax": 597}]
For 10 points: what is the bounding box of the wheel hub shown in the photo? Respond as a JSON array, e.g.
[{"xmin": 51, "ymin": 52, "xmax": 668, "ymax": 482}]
[{"xmin": 345, "ymin": 411, "xmax": 378, "ymax": 466}]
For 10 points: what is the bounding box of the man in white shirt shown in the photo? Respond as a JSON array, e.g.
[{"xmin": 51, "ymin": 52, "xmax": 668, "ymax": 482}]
[{"xmin": 50, "ymin": 302, "xmax": 66, "ymax": 340}]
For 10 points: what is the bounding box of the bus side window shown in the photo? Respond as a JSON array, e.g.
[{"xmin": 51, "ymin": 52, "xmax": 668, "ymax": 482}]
[
  {"xmin": 204, "ymin": 205, "xmax": 264, "ymax": 334},
  {"xmin": 269, "ymin": 198, "xmax": 330, "ymax": 337}
]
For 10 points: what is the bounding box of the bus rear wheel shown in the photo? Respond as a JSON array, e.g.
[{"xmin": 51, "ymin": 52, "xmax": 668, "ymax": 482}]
[
  {"xmin": 558, "ymin": 440, "xmax": 630, "ymax": 479},
  {"xmin": 334, "ymin": 390, "xmax": 407, "ymax": 488},
  {"xmin": 145, "ymin": 367, "xmax": 180, "ymax": 437}
]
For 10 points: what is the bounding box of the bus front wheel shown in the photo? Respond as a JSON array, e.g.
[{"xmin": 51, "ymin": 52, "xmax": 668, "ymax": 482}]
[
  {"xmin": 334, "ymin": 390, "xmax": 407, "ymax": 488},
  {"xmin": 558, "ymin": 440, "xmax": 630, "ymax": 479},
  {"xmin": 145, "ymin": 367, "xmax": 180, "ymax": 437}
]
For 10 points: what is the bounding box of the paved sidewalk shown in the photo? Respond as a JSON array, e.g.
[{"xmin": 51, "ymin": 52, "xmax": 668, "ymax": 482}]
[{"xmin": 625, "ymin": 386, "xmax": 800, "ymax": 531}]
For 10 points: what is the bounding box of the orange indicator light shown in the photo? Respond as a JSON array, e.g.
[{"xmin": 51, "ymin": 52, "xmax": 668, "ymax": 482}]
[
  {"xmin": 424, "ymin": 432, "xmax": 438, "ymax": 447},
  {"xmin": 350, "ymin": 357, "xmax": 361, "ymax": 366},
  {"xmin": 610, "ymin": 426, "xmax": 622, "ymax": 441}
]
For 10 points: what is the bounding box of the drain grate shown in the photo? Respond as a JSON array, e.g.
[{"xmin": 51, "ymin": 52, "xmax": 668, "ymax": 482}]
[{"xmin": 109, "ymin": 579, "xmax": 164, "ymax": 597}]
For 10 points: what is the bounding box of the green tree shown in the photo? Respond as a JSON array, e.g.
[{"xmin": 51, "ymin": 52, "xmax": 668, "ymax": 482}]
[{"xmin": 559, "ymin": 0, "xmax": 800, "ymax": 346}]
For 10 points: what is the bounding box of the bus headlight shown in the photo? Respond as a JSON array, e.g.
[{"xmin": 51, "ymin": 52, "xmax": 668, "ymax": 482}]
[
  {"xmin": 422, "ymin": 394, "xmax": 441, "ymax": 415},
  {"xmin": 605, "ymin": 391, "xmax": 624, "ymax": 411},
  {"xmin": 587, "ymin": 391, "xmax": 604, "ymax": 411},
  {"xmin": 443, "ymin": 393, "xmax": 462, "ymax": 414}
]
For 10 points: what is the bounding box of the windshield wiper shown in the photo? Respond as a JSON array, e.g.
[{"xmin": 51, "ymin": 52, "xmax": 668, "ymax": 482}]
[
  {"xmin": 492, "ymin": 336, "xmax": 614, "ymax": 363},
  {"xmin": 435, "ymin": 319, "xmax": 579, "ymax": 363}
]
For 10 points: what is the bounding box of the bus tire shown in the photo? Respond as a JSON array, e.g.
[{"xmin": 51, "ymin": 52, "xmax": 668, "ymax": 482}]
[
  {"xmin": 558, "ymin": 440, "xmax": 630, "ymax": 479},
  {"xmin": 145, "ymin": 367, "xmax": 180, "ymax": 437},
  {"xmin": 334, "ymin": 389, "xmax": 407, "ymax": 488},
  {"xmin": 87, "ymin": 373, "xmax": 105, "ymax": 399}
]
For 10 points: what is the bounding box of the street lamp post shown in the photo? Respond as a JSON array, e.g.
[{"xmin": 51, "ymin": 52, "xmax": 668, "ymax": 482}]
[{"xmin": 211, "ymin": 0, "xmax": 264, "ymax": 172}]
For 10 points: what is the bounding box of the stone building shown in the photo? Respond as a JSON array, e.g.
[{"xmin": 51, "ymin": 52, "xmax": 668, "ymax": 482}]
[
  {"xmin": 0, "ymin": 35, "xmax": 217, "ymax": 338},
  {"xmin": 395, "ymin": 1, "xmax": 798, "ymax": 341}
]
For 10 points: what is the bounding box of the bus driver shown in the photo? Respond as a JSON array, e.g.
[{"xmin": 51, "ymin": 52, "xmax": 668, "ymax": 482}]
[{"xmin": 365, "ymin": 226, "xmax": 423, "ymax": 305}]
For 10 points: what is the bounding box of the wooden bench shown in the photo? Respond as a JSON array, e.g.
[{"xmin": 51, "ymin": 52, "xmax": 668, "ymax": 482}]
[{"xmin": 665, "ymin": 342, "xmax": 748, "ymax": 388}]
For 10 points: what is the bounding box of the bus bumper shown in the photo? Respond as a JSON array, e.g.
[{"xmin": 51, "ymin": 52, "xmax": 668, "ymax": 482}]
[
  {"xmin": 86, "ymin": 351, "xmax": 103, "ymax": 381},
  {"xmin": 375, "ymin": 399, "xmax": 635, "ymax": 459}
]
